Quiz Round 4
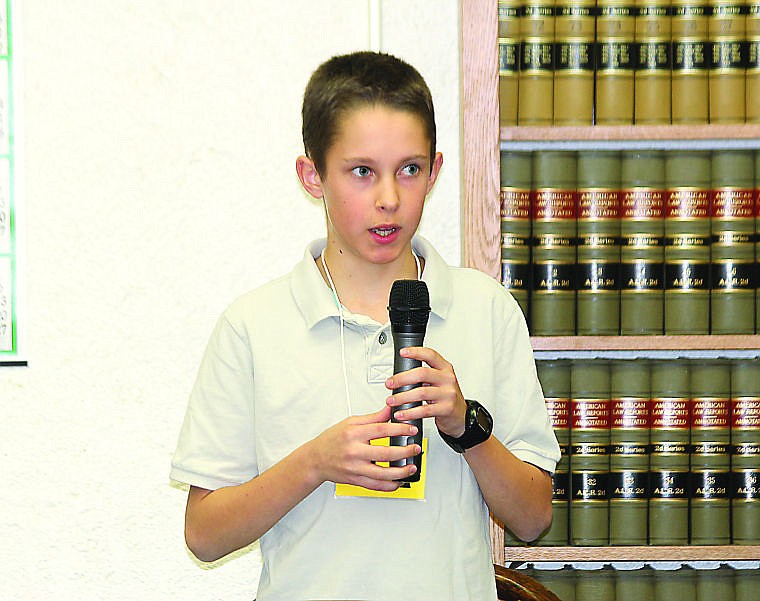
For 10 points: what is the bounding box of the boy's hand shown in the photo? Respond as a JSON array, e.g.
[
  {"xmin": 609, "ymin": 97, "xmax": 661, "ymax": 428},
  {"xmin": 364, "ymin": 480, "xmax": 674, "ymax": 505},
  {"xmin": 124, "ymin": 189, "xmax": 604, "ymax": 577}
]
[
  {"xmin": 309, "ymin": 405, "xmax": 421, "ymax": 491},
  {"xmin": 384, "ymin": 347, "xmax": 468, "ymax": 438}
]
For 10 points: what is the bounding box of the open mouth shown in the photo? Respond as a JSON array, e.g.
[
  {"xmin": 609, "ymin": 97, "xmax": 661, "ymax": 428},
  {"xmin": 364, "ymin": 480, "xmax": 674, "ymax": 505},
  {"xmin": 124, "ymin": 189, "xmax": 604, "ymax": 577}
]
[{"xmin": 370, "ymin": 227, "xmax": 397, "ymax": 238}]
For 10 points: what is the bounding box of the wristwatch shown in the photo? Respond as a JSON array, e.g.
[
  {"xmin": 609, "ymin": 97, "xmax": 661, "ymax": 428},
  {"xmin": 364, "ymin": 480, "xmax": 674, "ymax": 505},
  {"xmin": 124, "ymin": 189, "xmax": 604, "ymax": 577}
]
[{"xmin": 438, "ymin": 399, "xmax": 493, "ymax": 453}]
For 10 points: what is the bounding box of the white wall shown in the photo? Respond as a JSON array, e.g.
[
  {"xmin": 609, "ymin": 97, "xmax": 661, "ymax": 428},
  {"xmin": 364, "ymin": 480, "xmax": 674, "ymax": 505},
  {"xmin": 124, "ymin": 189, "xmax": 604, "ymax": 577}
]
[{"xmin": 2, "ymin": 1, "xmax": 461, "ymax": 598}]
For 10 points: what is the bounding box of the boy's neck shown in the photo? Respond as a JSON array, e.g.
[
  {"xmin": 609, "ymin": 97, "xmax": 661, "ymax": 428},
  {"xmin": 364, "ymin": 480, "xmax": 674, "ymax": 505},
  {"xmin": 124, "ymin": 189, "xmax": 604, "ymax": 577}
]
[{"xmin": 317, "ymin": 246, "xmax": 423, "ymax": 324}]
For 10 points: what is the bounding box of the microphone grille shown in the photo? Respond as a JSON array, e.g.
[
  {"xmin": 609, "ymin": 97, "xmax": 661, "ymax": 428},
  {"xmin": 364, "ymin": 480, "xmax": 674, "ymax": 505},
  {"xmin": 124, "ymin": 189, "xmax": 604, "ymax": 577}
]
[{"xmin": 388, "ymin": 280, "xmax": 430, "ymax": 326}]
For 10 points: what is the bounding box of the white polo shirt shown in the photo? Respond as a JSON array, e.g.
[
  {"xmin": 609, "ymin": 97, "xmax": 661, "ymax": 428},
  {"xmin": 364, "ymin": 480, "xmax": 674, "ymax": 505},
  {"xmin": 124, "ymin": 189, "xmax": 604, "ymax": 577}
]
[{"xmin": 171, "ymin": 236, "xmax": 559, "ymax": 601}]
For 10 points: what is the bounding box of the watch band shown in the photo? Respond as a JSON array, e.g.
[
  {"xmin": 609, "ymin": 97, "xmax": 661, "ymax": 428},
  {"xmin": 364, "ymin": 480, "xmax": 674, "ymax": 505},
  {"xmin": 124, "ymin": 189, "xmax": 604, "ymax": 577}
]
[{"xmin": 438, "ymin": 399, "xmax": 493, "ymax": 453}]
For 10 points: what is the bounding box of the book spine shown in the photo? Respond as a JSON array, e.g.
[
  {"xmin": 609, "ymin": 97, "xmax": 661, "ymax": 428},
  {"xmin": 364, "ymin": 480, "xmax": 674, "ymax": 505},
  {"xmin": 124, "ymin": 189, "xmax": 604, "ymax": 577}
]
[
  {"xmin": 654, "ymin": 565, "xmax": 698, "ymax": 598},
  {"xmin": 620, "ymin": 151, "xmax": 666, "ymax": 334},
  {"xmin": 535, "ymin": 360, "xmax": 572, "ymax": 546},
  {"xmin": 731, "ymin": 359, "xmax": 760, "ymax": 544},
  {"xmin": 519, "ymin": 0, "xmax": 556, "ymax": 124},
  {"xmin": 756, "ymin": 150, "xmax": 760, "ymax": 331},
  {"xmin": 746, "ymin": 0, "xmax": 760, "ymax": 122},
  {"xmin": 710, "ymin": 150, "xmax": 756, "ymax": 334},
  {"xmin": 664, "ymin": 151, "xmax": 711, "ymax": 334},
  {"xmin": 649, "ymin": 359, "xmax": 691, "ymax": 545},
  {"xmin": 570, "ymin": 360, "xmax": 611, "ymax": 546},
  {"xmin": 689, "ymin": 360, "xmax": 732, "ymax": 545},
  {"xmin": 554, "ymin": 0, "xmax": 597, "ymax": 124},
  {"xmin": 634, "ymin": 0, "xmax": 673, "ymax": 123},
  {"xmin": 671, "ymin": 0, "xmax": 710, "ymax": 123},
  {"xmin": 500, "ymin": 151, "xmax": 533, "ymax": 322},
  {"xmin": 576, "ymin": 151, "xmax": 622, "ymax": 335},
  {"xmin": 596, "ymin": 0, "xmax": 637, "ymax": 123},
  {"xmin": 499, "ymin": 0, "xmax": 522, "ymax": 126},
  {"xmin": 709, "ymin": 0, "xmax": 748, "ymax": 123},
  {"xmin": 609, "ymin": 359, "xmax": 651, "ymax": 545},
  {"xmin": 531, "ymin": 151, "xmax": 578, "ymax": 335}
]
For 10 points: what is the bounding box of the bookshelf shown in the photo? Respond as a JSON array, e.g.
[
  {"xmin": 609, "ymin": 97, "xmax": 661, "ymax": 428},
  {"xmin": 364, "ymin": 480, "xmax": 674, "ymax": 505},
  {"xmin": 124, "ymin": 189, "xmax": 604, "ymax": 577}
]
[{"xmin": 460, "ymin": 0, "xmax": 760, "ymax": 568}]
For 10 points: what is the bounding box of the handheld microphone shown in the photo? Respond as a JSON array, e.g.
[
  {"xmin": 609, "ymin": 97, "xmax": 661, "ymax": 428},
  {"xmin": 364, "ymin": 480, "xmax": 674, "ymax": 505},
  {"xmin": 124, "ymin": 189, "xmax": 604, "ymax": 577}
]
[{"xmin": 388, "ymin": 279, "xmax": 430, "ymax": 483}]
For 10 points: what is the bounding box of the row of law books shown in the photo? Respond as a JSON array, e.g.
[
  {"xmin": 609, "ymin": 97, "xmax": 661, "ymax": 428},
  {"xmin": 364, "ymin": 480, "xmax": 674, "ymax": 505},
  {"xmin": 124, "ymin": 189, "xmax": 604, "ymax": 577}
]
[
  {"xmin": 500, "ymin": 148, "xmax": 760, "ymax": 336},
  {"xmin": 520, "ymin": 563, "xmax": 755, "ymax": 601},
  {"xmin": 498, "ymin": 0, "xmax": 760, "ymax": 125},
  {"xmin": 515, "ymin": 358, "xmax": 760, "ymax": 548}
]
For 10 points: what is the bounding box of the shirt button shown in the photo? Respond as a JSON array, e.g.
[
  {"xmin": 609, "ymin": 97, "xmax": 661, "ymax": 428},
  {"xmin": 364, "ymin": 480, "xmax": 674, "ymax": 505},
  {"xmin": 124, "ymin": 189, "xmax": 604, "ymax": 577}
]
[{"xmin": 378, "ymin": 332, "xmax": 387, "ymax": 345}]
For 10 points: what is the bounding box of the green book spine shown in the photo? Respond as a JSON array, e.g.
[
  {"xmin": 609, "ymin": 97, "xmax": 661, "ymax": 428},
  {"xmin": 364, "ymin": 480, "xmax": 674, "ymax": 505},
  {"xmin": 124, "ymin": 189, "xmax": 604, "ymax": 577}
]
[
  {"xmin": 499, "ymin": 0, "xmax": 522, "ymax": 126},
  {"xmin": 553, "ymin": 0, "xmax": 597, "ymax": 124},
  {"xmin": 731, "ymin": 359, "xmax": 760, "ymax": 545},
  {"xmin": 574, "ymin": 564, "xmax": 617, "ymax": 600},
  {"xmin": 620, "ymin": 151, "xmax": 666, "ymax": 334},
  {"xmin": 748, "ymin": 0, "xmax": 760, "ymax": 123},
  {"xmin": 736, "ymin": 567, "xmax": 760, "ymax": 601},
  {"xmin": 596, "ymin": 0, "xmax": 637, "ymax": 124},
  {"xmin": 616, "ymin": 565, "xmax": 656, "ymax": 601},
  {"xmin": 653, "ymin": 565, "xmax": 697, "ymax": 600},
  {"xmin": 696, "ymin": 564, "xmax": 737, "ymax": 600},
  {"xmin": 577, "ymin": 151, "xmax": 622, "ymax": 335},
  {"xmin": 649, "ymin": 359, "xmax": 691, "ymax": 545},
  {"xmin": 710, "ymin": 150, "xmax": 756, "ymax": 334},
  {"xmin": 533, "ymin": 565, "xmax": 578, "ymax": 600},
  {"xmin": 671, "ymin": 0, "xmax": 709, "ymax": 123},
  {"xmin": 689, "ymin": 360, "xmax": 732, "ymax": 545},
  {"xmin": 535, "ymin": 360, "xmax": 571, "ymax": 546},
  {"xmin": 634, "ymin": 0, "xmax": 673, "ymax": 123},
  {"xmin": 519, "ymin": 0, "xmax": 556, "ymax": 124},
  {"xmin": 501, "ymin": 151, "xmax": 533, "ymax": 321},
  {"xmin": 709, "ymin": 0, "xmax": 747, "ymax": 123},
  {"xmin": 610, "ymin": 359, "xmax": 651, "ymax": 545},
  {"xmin": 531, "ymin": 151, "xmax": 578, "ymax": 335},
  {"xmin": 570, "ymin": 360, "xmax": 611, "ymax": 546},
  {"xmin": 664, "ymin": 151, "xmax": 711, "ymax": 334}
]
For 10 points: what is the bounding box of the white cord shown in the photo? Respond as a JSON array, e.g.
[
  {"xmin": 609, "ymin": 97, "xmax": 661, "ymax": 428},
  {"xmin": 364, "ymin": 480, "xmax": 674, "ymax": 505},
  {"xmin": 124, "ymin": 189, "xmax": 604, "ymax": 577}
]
[{"xmin": 320, "ymin": 248, "xmax": 422, "ymax": 417}]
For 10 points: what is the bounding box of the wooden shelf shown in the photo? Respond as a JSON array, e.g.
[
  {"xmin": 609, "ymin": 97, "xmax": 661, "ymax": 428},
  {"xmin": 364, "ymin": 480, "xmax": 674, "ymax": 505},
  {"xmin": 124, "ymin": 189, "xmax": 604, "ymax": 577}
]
[
  {"xmin": 501, "ymin": 124, "xmax": 760, "ymax": 143},
  {"xmin": 530, "ymin": 335, "xmax": 760, "ymax": 352},
  {"xmin": 505, "ymin": 545, "xmax": 760, "ymax": 563}
]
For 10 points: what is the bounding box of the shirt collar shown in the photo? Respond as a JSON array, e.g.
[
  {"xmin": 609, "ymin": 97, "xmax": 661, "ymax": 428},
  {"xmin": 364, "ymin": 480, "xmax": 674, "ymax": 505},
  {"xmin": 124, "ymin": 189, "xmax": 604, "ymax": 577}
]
[{"xmin": 291, "ymin": 236, "xmax": 452, "ymax": 330}]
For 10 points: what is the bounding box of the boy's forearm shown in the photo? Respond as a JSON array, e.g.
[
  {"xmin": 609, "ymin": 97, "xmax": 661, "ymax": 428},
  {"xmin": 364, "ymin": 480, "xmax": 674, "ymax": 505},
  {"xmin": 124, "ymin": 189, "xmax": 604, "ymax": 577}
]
[
  {"xmin": 185, "ymin": 442, "xmax": 322, "ymax": 563},
  {"xmin": 463, "ymin": 436, "xmax": 553, "ymax": 542}
]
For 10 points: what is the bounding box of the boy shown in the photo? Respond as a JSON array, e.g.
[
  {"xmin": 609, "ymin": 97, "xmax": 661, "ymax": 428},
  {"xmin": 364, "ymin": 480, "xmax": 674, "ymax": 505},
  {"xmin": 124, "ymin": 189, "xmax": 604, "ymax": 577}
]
[{"xmin": 171, "ymin": 51, "xmax": 560, "ymax": 600}]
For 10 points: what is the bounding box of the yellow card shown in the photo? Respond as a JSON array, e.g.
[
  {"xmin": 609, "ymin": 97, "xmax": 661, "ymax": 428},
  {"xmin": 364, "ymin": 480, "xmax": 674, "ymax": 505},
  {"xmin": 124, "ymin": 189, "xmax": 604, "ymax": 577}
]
[{"xmin": 335, "ymin": 438, "xmax": 428, "ymax": 500}]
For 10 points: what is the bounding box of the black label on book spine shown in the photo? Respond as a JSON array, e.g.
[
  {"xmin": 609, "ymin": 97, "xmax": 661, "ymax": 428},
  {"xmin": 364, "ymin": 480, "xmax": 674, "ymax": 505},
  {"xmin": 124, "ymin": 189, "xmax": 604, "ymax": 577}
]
[
  {"xmin": 572, "ymin": 472, "xmax": 609, "ymax": 500},
  {"xmin": 501, "ymin": 262, "xmax": 530, "ymax": 290},
  {"xmin": 750, "ymin": 41, "xmax": 760, "ymax": 69},
  {"xmin": 636, "ymin": 42, "xmax": 673, "ymax": 70},
  {"xmin": 732, "ymin": 470, "xmax": 760, "ymax": 499},
  {"xmin": 555, "ymin": 43, "xmax": 596, "ymax": 70},
  {"xmin": 521, "ymin": 42, "xmax": 555, "ymax": 70},
  {"xmin": 711, "ymin": 261, "xmax": 755, "ymax": 290},
  {"xmin": 610, "ymin": 471, "xmax": 650, "ymax": 499},
  {"xmin": 621, "ymin": 262, "xmax": 664, "ymax": 291},
  {"xmin": 673, "ymin": 42, "xmax": 709, "ymax": 70},
  {"xmin": 650, "ymin": 470, "xmax": 689, "ymax": 498},
  {"xmin": 552, "ymin": 471, "xmax": 570, "ymax": 500},
  {"xmin": 577, "ymin": 262, "xmax": 621, "ymax": 291},
  {"xmin": 691, "ymin": 470, "xmax": 731, "ymax": 499},
  {"xmin": 533, "ymin": 263, "xmax": 575, "ymax": 291},
  {"xmin": 665, "ymin": 262, "xmax": 709, "ymax": 290},
  {"xmin": 499, "ymin": 41, "xmax": 520, "ymax": 74},
  {"xmin": 611, "ymin": 442, "xmax": 650, "ymax": 456},
  {"xmin": 710, "ymin": 41, "xmax": 746, "ymax": 70},
  {"xmin": 597, "ymin": 43, "xmax": 635, "ymax": 70}
]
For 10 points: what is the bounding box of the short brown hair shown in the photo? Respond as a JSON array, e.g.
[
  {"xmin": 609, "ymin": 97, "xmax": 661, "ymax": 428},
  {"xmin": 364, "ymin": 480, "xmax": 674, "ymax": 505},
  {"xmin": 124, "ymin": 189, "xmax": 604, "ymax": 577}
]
[{"xmin": 301, "ymin": 51, "xmax": 437, "ymax": 176}]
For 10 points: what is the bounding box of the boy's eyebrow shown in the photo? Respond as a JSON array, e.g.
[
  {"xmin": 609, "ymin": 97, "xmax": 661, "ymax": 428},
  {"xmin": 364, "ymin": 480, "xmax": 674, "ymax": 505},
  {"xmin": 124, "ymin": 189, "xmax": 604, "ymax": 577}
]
[{"xmin": 342, "ymin": 153, "xmax": 429, "ymax": 164}]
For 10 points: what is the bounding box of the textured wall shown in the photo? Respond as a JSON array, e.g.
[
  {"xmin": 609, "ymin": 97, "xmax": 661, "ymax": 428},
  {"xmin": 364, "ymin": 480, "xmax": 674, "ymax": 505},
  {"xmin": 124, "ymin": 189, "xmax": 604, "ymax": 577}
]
[{"xmin": 1, "ymin": 1, "xmax": 461, "ymax": 598}]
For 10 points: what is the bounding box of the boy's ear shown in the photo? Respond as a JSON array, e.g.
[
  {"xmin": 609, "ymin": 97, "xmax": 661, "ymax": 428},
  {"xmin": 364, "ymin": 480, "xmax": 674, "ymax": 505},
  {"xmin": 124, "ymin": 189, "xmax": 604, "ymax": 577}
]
[
  {"xmin": 296, "ymin": 155, "xmax": 324, "ymax": 199},
  {"xmin": 426, "ymin": 152, "xmax": 444, "ymax": 195}
]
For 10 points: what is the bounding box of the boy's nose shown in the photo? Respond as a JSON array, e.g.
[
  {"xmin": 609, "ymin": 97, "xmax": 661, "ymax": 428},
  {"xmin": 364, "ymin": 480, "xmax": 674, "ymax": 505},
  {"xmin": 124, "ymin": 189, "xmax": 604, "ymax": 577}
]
[{"xmin": 376, "ymin": 177, "xmax": 401, "ymax": 211}]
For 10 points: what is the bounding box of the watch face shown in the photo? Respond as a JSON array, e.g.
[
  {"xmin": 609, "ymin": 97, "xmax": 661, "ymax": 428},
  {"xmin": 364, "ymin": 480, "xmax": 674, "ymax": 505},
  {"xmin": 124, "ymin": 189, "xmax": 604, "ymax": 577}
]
[{"xmin": 476, "ymin": 407, "xmax": 492, "ymax": 431}]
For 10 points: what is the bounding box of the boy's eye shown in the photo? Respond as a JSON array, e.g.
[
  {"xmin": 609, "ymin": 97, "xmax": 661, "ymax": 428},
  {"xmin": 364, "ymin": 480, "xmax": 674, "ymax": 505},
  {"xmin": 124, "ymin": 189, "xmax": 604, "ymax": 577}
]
[
  {"xmin": 352, "ymin": 166, "xmax": 372, "ymax": 177},
  {"xmin": 401, "ymin": 164, "xmax": 421, "ymax": 176}
]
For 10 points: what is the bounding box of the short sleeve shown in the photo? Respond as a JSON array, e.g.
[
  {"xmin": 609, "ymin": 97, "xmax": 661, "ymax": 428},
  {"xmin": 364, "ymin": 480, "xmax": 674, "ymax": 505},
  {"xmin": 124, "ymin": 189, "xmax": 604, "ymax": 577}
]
[
  {"xmin": 492, "ymin": 290, "xmax": 560, "ymax": 474},
  {"xmin": 170, "ymin": 312, "xmax": 259, "ymax": 490}
]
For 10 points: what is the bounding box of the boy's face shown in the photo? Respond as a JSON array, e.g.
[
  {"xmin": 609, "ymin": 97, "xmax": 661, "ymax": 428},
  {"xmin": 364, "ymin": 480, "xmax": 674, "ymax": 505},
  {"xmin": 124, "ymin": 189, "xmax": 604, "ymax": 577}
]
[{"xmin": 298, "ymin": 104, "xmax": 442, "ymax": 270}]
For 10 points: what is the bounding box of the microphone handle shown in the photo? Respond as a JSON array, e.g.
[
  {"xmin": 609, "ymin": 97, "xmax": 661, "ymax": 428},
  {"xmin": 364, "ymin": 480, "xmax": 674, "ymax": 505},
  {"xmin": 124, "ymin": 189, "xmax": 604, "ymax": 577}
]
[{"xmin": 389, "ymin": 331, "xmax": 424, "ymax": 482}]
